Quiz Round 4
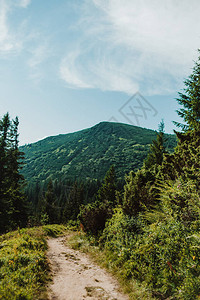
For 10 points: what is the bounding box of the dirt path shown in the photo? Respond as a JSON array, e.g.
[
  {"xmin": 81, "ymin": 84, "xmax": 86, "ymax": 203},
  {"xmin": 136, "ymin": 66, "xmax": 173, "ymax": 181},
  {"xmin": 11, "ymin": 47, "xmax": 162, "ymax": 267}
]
[{"xmin": 47, "ymin": 236, "xmax": 129, "ymax": 300}]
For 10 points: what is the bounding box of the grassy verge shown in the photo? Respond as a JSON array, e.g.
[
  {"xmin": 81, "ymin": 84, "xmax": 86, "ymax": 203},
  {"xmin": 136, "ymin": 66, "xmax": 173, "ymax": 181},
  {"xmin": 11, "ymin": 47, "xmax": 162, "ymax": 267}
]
[
  {"xmin": 67, "ymin": 231, "xmax": 155, "ymax": 300},
  {"xmin": 0, "ymin": 224, "xmax": 68, "ymax": 300}
]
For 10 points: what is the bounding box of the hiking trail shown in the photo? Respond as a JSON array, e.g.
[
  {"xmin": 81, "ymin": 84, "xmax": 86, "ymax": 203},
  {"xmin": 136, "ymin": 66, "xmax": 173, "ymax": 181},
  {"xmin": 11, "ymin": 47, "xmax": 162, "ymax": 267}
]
[{"xmin": 47, "ymin": 236, "xmax": 129, "ymax": 300}]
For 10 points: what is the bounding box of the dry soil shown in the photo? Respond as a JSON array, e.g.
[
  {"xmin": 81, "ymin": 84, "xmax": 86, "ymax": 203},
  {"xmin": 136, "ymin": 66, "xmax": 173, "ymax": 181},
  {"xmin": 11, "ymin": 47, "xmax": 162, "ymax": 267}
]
[{"xmin": 47, "ymin": 236, "xmax": 129, "ymax": 300}]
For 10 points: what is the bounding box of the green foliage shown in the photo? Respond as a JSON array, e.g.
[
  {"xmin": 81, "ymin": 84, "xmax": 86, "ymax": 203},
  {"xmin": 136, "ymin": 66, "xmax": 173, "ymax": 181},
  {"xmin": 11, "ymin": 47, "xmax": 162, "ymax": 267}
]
[
  {"xmin": 0, "ymin": 225, "xmax": 67, "ymax": 300},
  {"xmin": 62, "ymin": 181, "xmax": 85, "ymax": 222},
  {"xmin": 79, "ymin": 166, "xmax": 117, "ymax": 235},
  {"xmin": 42, "ymin": 224, "xmax": 68, "ymax": 237},
  {"xmin": 43, "ymin": 180, "xmax": 58, "ymax": 224},
  {"xmin": 0, "ymin": 228, "xmax": 47, "ymax": 299},
  {"xmin": 122, "ymin": 121, "xmax": 169, "ymax": 217},
  {"xmin": 79, "ymin": 202, "xmax": 111, "ymax": 236},
  {"xmin": 20, "ymin": 122, "xmax": 176, "ymax": 183},
  {"xmin": 161, "ymin": 127, "xmax": 200, "ymax": 183},
  {"xmin": 174, "ymin": 49, "xmax": 200, "ymax": 131},
  {"xmin": 102, "ymin": 204, "xmax": 200, "ymax": 299},
  {"xmin": 0, "ymin": 113, "xmax": 27, "ymax": 233},
  {"xmin": 122, "ymin": 169, "xmax": 155, "ymax": 216},
  {"xmin": 144, "ymin": 119, "xmax": 167, "ymax": 170},
  {"xmin": 96, "ymin": 165, "xmax": 117, "ymax": 206},
  {"xmin": 81, "ymin": 54, "xmax": 200, "ymax": 300},
  {"xmin": 154, "ymin": 179, "xmax": 200, "ymax": 226}
]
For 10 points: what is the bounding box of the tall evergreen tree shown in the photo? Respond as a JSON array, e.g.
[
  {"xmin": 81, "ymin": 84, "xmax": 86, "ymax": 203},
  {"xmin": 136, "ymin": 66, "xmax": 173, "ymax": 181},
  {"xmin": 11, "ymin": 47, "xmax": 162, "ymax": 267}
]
[
  {"xmin": 122, "ymin": 121, "xmax": 167, "ymax": 216},
  {"xmin": 0, "ymin": 113, "xmax": 27, "ymax": 232},
  {"xmin": 62, "ymin": 181, "xmax": 84, "ymax": 222},
  {"xmin": 161, "ymin": 53, "xmax": 200, "ymax": 183},
  {"xmin": 43, "ymin": 180, "xmax": 58, "ymax": 224},
  {"xmin": 174, "ymin": 50, "xmax": 200, "ymax": 131}
]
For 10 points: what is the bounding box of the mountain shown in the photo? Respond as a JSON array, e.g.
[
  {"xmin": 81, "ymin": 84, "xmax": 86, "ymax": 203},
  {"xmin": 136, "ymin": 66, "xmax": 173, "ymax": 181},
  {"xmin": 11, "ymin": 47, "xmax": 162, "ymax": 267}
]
[{"xmin": 20, "ymin": 122, "xmax": 177, "ymax": 183}]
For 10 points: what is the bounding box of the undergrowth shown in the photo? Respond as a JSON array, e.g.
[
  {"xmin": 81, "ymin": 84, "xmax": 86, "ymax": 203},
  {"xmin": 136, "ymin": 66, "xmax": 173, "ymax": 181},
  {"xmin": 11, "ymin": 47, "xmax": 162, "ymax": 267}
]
[
  {"xmin": 0, "ymin": 224, "xmax": 68, "ymax": 300},
  {"xmin": 68, "ymin": 230, "xmax": 155, "ymax": 300}
]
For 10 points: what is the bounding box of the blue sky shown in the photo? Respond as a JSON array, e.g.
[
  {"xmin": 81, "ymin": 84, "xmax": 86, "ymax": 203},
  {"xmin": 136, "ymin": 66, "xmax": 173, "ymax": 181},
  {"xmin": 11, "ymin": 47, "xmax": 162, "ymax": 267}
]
[{"xmin": 1, "ymin": 0, "xmax": 200, "ymax": 145}]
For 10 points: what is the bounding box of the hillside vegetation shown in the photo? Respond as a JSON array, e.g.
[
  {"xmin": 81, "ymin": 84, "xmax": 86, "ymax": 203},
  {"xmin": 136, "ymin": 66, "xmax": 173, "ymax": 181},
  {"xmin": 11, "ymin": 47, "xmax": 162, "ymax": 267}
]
[
  {"xmin": 77, "ymin": 54, "xmax": 200, "ymax": 299},
  {"xmin": 20, "ymin": 122, "xmax": 176, "ymax": 182},
  {"xmin": 0, "ymin": 225, "xmax": 68, "ymax": 300}
]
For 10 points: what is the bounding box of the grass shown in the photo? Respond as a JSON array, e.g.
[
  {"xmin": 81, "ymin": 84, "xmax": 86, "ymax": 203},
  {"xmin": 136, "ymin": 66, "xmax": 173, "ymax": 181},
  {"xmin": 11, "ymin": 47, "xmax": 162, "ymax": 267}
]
[
  {"xmin": 0, "ymin": 224, "xmax": 156, "ymax": 299},
  {"xmin": 67, "ymin": 231, "xmax": 155, "ymax": 300},
  {"xmin": 0, "ymin": 224, "xmax": 68, "ymax": 300}
]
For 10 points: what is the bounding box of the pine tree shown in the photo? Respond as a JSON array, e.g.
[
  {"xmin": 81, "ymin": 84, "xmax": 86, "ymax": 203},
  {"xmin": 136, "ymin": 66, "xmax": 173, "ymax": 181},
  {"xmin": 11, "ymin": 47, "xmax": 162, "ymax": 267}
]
[
  {"xmin": 174, "ymin": 50, "xmax": 200, "ymax": 131},
  {"xmin": 43, "ymin": 180, "xmax": 58, "ymax": 224},
  {"xmin": 144, "ymin": 120, "xmax": 167, "ymax": 170},
  {"xmin": 0, "ymin": 113, "xmax": 27, "ymax": 232},
  {"xmin": 62, "ymin": 181, "xmax": 84, "ymax": 221},
  {"xmin": 122, "ymin": 121, "xmax": 167, "ymax": 216},
  {"xmin": 96, "ymin": 165, "xmax": 116, "ymax": 207},
  {"xmin": 161, "ymin": 53, "xmax": 200, "ymax": 183}
]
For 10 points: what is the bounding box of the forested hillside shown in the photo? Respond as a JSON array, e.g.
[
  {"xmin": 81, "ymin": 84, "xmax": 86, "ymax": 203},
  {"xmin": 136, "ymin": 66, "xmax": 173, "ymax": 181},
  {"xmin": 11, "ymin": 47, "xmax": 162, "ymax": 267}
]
[{"xmin": 20, "ymin": 122, "xmax": 176, "ymax": 183}]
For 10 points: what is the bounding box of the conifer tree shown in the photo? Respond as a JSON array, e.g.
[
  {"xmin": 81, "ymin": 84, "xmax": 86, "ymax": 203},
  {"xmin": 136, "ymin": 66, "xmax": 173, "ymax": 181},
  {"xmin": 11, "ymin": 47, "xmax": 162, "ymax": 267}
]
[
  {"xmin": 161, "ymin": 53, "xmax": 200, "ymax": 183},
  {"xmin": 96, "ymin": 165, "xmax": 116, "ymax": 207},
  {"xmin": 122, "ymin": 121, "xmax": 167, "ymax": 216},
  {"xmin": 0, "ymin": 113, "xmax": 27, "ymax": 232},
  {"xmin": 62, "ymin": 181, "xmax": 84, "ymax": 221},
  {"xmin": 174, "ymin": 50, "xmax": 200, "ymax": 131},
  {"xmin": 43, "ymin": 180, "xmax": 58, "ymax": 224},
  {"xmin": 144, "ymin": 120, "xmax": 167, "ymax": 170}
]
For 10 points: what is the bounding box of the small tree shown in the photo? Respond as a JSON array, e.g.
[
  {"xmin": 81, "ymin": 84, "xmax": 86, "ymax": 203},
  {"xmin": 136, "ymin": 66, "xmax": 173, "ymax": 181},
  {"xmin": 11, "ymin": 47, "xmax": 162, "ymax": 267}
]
[
  {"xmin": 96, "ymin": 165, "xmax": 116, "ymax": 207},
  {"xmin": 144, "ymin": 120, "xmax": 167, "ymax": 170}
]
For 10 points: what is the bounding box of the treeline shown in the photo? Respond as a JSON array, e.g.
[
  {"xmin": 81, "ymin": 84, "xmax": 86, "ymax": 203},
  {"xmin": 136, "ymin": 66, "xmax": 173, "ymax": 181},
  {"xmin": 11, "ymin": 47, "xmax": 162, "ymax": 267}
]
[{"xmin": 26, "ymin": 179, "xmax": 102, "ymax": 225}]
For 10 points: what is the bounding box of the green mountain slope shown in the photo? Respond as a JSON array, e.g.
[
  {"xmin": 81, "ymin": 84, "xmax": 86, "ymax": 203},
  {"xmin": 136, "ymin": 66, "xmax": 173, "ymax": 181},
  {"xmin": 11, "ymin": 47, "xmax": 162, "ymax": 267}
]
[{"xmin": 20, "ymin": 122, "xmax": 177, "ymax": 182}]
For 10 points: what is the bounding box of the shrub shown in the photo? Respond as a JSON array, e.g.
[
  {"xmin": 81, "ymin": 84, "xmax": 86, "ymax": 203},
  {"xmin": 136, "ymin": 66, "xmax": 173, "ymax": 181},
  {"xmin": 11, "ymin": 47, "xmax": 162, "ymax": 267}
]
[{"xmin": 79, "ymin": 201, "xmax": 112, "ymax": 236}]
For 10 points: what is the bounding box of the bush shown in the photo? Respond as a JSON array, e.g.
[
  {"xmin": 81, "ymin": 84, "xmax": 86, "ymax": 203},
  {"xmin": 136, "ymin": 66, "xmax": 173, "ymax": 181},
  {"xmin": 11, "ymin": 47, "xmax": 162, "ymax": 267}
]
[
  {"xmin": 0, "ymin": 225, "xmax": 67, "ymax": 299},
  {"xmin": 79, "ymin": 201, "xmax": 112, "ymax": 236},
  {"xmin": 100, "ymin": 182, "xmax": 200, "ymax": 299}
]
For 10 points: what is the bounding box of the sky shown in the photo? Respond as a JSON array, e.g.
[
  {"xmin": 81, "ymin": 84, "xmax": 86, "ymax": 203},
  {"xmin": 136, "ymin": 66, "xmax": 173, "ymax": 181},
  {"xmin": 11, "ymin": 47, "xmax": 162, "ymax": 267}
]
[{"xmin": 1, "ymin": 0, "xmax": 200, "ymax": 145}]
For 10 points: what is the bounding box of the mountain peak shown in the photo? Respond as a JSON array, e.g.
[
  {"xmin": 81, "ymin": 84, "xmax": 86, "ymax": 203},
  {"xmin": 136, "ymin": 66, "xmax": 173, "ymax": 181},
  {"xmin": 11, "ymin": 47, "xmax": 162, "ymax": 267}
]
[{"xmin": 20, "ymin": 122, "xmax": 176, "ymax": 182}]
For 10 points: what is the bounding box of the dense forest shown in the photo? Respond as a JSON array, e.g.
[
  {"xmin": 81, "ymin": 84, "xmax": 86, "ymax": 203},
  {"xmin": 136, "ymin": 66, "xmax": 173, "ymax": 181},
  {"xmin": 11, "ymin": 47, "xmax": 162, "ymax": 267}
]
[{"xmin": 1, "ymin": 52, "xmax": 200, "ymax": 299}]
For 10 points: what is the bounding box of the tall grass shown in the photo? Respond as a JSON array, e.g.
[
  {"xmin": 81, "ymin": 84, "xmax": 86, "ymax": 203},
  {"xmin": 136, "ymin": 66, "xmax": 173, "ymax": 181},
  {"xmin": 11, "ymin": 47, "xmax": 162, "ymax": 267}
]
[
  {"xmin": 0, "ymin": 225, "xmax": 67, "ymax": 300},
  {"xmin": 67, "ymin": 231, "xmax": 155, "ymax": 300}
]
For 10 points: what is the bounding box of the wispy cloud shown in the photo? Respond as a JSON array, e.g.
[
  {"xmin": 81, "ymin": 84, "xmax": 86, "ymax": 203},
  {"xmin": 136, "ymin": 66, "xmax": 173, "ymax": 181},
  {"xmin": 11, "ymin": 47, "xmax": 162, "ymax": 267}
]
[
  {"xmin": 27, "ymin": 41, "xmax": 53, "ymax": 82},
  {"xmin": 60, "ymin": 0, "xmax": 200, "ymax": 95},
  {"xmin": 0, "ymin": 0, "xmax": 14, "ymax": 52},
  {"xmin": 18, "ymin": 0, "xmax": 31, "ymax": 8},
  {"xmin": 60, "ymin": 50, "xmax": 92, "ymax": 89},
  {"xmin": 0, "ymin": 0, "xmax": 31, "ymax": 54}
]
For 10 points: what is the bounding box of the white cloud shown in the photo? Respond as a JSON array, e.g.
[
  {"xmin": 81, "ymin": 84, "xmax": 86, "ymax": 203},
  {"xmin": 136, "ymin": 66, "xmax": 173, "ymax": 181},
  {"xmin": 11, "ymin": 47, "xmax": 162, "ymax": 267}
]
[
  {"xmin": 0, "ymin": 0, "xmax": 14, "ymax": 52},
  {"xmin": 0, "ymin": 0, "xmax": 31, "ymax": 54},
  {"xmin": 60, "ymin": 0, "xmax": 200, "ymax": 95},
  {"xmin": 60, "ymin": 51, "xmax": 92, "ymax": 89}
]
